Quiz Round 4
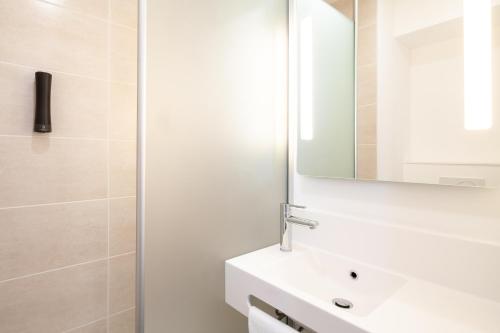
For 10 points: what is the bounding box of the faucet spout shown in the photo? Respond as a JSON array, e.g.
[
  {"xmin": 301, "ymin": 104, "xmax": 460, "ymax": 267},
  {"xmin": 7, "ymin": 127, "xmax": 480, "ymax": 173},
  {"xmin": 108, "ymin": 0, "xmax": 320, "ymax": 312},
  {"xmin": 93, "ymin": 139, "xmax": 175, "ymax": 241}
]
[{"xmin": 285, "ymin": 216, "xmax": 319, "ymax": 229}]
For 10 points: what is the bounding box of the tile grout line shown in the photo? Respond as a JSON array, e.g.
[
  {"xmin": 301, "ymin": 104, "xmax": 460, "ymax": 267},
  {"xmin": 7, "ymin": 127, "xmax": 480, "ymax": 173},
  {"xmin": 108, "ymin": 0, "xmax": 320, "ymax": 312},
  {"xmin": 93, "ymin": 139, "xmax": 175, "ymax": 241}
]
[
  {"xmin": 0, "ymin": 196, "xmax": 136, "ymax": 211},
  {"xmin": 0, "ymin": 252, "xmax": 136, "ymax": 285},
  {"xmin": 106, "ymin": 0, "xmax": 112, "ymax": 331},
  {"xmin": 358, "ymin": 24, "xmax": 376, "ymax": 31},
  {"xmin": 357, "ymin": 102, "xmax": 377, "ymax": 108},
  {"xmin": 35, "ymin": 0, "xmax": 138, "ymax": 32},
  {"xmin": 358, "ymin": 104, "xmax": 377, "ymax": 108},
  {"xmin": 357, "ymin": 63, "xmax": 376, "ymax": 68},
  {"xmin": 59, "ymin": 306, "xmax": 136, "ymax": 333},
  {"xmin": 108, "ymin": 305, "xmax": 136, "ymax": 319},
  {"xmin": 59, "ymin": 316, "xmax": 107, "ymax": 333},
  {"xmin": 0, "ymin": 258, "xmax": 106, "ymax": 285},
  {"xmin": 110, "ymin": 251, "xmax": 137, "ymax": 259},
  {"xmin": 0, "ymin": 59, "xmax": 106, "ymax": 82},
  {"xmin": 0, "ymin": 60, "xmax": 138, "ymax": 87},
  {"xmin": 0, "ymin": 134, "xmax": 106, "ymax": 141},
  {"xmin": 0, "ymin": 134, "xmax": 137, "ymax": 142}
]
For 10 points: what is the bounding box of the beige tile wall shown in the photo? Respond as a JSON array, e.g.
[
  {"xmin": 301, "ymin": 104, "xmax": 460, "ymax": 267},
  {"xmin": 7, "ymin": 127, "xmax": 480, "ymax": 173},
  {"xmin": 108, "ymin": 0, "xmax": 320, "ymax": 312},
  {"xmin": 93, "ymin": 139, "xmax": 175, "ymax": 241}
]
[
  {"xmin": 326, "ymin": 0, "xmax": 354, "ymax": 19},
  {"xmin": 357, "ymin": 0, "xmax": 378, "ymax": 179},
  {"xmin": 0, "ymin": 0, "xmax": 137, "ymax": 332},
  {"xmin": 327, "ymin": 0, "xmax": 378, "ymax": 179}
]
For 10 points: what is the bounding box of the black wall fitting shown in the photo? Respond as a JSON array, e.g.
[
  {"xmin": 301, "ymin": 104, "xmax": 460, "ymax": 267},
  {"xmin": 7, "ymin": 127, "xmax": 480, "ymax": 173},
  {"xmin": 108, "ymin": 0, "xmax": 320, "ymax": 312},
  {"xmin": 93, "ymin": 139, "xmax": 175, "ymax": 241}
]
[{"xmin": 34, "ymin": 71, "xmax": 52, "ymax": 133}]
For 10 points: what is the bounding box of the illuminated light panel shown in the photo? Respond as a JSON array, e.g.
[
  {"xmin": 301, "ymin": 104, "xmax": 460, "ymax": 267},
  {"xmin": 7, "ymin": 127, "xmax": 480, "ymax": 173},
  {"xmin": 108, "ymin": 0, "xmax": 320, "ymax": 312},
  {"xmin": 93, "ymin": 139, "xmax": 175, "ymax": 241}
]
[
  {"xmin": 300, "ymin": 16, "xmax": 314, "ymax": 140},
  {"xmin": 464, "ymin": 0, "xmax": 492, "ymax": 130}
]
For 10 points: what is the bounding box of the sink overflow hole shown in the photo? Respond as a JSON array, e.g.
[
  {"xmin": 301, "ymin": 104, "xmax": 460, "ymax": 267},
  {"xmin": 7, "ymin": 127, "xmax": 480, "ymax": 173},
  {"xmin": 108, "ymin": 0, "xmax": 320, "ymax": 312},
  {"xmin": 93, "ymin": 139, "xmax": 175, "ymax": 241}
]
[
  {"xmin": 350, "ymin": 271, "xmax": 358, "ymax": 280},
  {"xmin": 333, "ymin": 298, "xmax": 354, "ymax": 310}
]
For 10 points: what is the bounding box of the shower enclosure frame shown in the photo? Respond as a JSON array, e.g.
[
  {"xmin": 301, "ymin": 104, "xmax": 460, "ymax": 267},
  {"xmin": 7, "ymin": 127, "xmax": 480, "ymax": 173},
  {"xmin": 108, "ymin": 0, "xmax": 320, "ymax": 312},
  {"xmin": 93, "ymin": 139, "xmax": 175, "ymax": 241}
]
[{"xmin": 135, "ymin": 0, "xmax": 358, "ymax": 332}]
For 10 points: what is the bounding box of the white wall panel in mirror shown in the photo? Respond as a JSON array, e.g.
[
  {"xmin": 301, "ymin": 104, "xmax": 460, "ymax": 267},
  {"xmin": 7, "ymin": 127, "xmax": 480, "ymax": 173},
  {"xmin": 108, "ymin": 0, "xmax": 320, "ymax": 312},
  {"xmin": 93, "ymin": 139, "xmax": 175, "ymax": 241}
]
[{"xmin": 292, "ymin": 0, "xmax": 500, "ymax": 187}]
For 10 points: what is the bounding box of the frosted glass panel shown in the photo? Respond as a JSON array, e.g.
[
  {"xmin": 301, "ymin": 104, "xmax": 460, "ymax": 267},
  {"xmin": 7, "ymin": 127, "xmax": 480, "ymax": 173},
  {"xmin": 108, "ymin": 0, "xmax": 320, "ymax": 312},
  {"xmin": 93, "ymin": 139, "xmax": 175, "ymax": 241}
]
[
  {"xmin": 295, "ymin": 0, "xmax": 356, "ymax": 178},
  {"xmin": 142, "ymin": 0, "xmax": 287, "ymax": 332}
]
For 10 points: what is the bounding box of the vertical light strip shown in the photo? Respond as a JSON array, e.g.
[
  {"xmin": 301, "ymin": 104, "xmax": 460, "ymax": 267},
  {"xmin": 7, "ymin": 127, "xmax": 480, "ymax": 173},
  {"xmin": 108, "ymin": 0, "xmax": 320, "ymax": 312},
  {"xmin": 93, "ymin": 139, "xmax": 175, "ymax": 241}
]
[
  {"xmin": 274, "ymin": 27, "xmax": 288, "ymax": 149},
  {"xmin": 464, "ymin": 0, "xmax": 492, "ymax": 130},
  {"xmin": 300, "ymin": 16, "xmax": 314, "ymax": 140},
  {"xmin": 288, "ymin": 0, "xmax": 298, "ymax": 204}
]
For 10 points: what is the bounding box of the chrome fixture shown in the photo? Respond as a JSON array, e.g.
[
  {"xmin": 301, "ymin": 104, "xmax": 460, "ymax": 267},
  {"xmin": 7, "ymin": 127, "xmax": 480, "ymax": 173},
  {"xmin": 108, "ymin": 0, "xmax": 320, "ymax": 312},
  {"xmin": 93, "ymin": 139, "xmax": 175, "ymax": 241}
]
[
  {"xmin": 280, "ymin": 203, "xmax": 319, "ymax": 252},
  {"xmin": 332, "ymin": 298, "xmax": 354, "ymax": 310}
]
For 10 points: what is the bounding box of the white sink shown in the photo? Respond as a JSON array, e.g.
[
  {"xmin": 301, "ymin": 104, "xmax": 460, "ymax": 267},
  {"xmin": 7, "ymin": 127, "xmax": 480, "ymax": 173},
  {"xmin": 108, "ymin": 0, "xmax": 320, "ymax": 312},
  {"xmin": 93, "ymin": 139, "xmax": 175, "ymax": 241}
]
[
  {"xmin": 226, "ymin": 243, "xmax": 500, "ymax": 333},
  {"xmin": 264, "ymin": 248, "xmax": 406, "ymax": 316}
]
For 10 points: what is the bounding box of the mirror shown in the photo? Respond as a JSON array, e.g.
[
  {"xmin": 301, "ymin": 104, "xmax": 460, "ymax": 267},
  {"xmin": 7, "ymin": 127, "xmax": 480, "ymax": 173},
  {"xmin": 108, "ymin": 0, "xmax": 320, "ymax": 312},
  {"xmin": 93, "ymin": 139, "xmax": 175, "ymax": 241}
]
[{"xmin": 292, "ymin": 0, "xmax": 500, "ymax": 187}]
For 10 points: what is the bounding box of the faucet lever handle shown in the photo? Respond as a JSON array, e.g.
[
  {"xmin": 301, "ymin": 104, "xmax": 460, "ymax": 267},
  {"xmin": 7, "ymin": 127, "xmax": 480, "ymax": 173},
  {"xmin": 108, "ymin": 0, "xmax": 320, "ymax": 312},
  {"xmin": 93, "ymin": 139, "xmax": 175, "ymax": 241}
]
[{"xmin": 288, "ymin": 204, "xmax": 306, "ymax": 209}]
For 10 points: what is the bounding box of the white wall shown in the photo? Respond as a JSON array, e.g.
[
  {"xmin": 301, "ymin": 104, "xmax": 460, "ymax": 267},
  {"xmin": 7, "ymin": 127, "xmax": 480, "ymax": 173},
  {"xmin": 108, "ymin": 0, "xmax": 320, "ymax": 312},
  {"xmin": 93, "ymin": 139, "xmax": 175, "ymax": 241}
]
[
  {"xmin": 292, "ymin": 174, "xmax": 500, "ymax": 302},
  {"xmin": 394, "ymin": 0, "xmax": 500, "ymax": 37},
  {"xmin": 378, "ymin": 0, "xmax": 500, "ymax": 186},
  {"xmin": 293, "ymin": 0, "xmax": 500, "ymax": 304},
  {"xmin": 294, "ymin": 0, "xmax": 500, "ymax": 293},
  {"xmin": 407, "ymin": 20, "xmax": 500, "ymax": 163},
  {"xmin": 377, "ymin": 0, "xmax": 410, "ymax": 182},
  {"xmin": 393, "ymin": 0, "xmax": 463, "ymax": 36}
]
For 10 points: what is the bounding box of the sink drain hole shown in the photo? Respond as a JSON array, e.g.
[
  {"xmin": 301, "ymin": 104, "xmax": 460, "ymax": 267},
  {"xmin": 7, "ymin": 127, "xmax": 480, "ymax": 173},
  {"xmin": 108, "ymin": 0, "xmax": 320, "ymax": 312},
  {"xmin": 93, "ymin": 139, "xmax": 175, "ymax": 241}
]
[{"xmin": 332, "ymin": 298, "xmax": 353, "ymax": 309}]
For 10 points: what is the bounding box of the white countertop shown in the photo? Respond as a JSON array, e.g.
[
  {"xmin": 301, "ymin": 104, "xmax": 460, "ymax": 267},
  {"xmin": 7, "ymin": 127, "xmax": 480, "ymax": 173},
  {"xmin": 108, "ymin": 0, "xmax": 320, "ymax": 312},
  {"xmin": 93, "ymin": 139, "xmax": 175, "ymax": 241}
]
[{"xmin": 225, "ymin": 244, "xmax": 500, "ymax": 333}]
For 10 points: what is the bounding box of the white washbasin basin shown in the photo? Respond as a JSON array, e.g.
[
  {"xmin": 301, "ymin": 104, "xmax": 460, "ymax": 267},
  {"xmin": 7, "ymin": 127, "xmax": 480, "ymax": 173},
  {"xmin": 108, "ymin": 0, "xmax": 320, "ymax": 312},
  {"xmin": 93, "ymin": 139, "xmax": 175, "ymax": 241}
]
[
  {"xmin": 226, "ymin": 243, "xmax": 500, "ymax": 333},
  {"xmin": 264, "ymin": 248, "xmax": 406, "ymax": 316}
]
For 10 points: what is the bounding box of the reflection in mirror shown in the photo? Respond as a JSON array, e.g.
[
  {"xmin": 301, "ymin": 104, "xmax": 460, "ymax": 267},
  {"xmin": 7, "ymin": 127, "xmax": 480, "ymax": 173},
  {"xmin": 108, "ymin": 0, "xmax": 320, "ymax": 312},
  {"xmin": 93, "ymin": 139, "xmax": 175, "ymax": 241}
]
[
  {"xmin": 293, "ymin": 0, "xmax": 500, "ymax": 187},
  {"xmin": 295, "ymin": 0, "xmax": 356, "ymax": 179}
]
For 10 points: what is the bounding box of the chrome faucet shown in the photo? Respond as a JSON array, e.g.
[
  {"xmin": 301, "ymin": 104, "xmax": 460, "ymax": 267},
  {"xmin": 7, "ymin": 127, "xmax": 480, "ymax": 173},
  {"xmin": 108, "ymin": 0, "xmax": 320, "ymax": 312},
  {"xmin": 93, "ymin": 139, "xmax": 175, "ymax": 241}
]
[{"xmin": 280, "ymin": 203, "xmax": 319, "ymax": 252}]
